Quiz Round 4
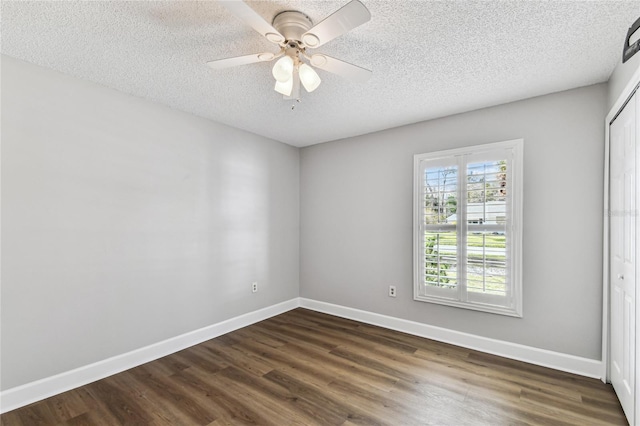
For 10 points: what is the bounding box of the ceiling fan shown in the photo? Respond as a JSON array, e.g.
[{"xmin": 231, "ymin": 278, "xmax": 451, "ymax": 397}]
[{"xmin": 207, "ymin": 0, "xmax": 372, "ymax": 100}]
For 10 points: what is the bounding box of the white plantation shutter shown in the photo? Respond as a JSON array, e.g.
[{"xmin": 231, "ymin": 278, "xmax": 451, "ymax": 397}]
[{"xmin": 413, "ymin": 140, "xmax": 523, "ymax": 317}]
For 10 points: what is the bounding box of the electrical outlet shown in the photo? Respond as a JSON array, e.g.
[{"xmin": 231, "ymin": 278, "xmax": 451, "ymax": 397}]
[
  {"xmin": 252, "ymin": 282, "xmax": 258, "ymax": 293},
  {"xmin": 389, "ymin": 285, "xmax": 396, "ymax": 297}
]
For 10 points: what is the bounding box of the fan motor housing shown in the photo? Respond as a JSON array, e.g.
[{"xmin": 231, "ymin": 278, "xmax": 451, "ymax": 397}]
[{"xmin": 272, "ymin": 11, "xmax": 313, "ymax": 43}]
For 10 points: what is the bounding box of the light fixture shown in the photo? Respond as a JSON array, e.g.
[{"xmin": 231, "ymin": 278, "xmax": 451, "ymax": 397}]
[
  {"xmin": 290, "ymin": 68, "xmax": 301, "ymax": 99},
  {"xmin": 274, "ymin": 77, "xmax": 293, "ymax": 96},
  {"xmin": 272, "ymin": 56, "xmax": 294, "ymax": 82},
  {"xmin": 207, "ymin": 2, "xmax": 373, "ymax": 102},
  {"xmin": 270, "ymin": 45, "xmax": 323, "ymax": 99},
  {"xmin": 298, "ymin": 63, "xmax": 321, "ymax": 92}
]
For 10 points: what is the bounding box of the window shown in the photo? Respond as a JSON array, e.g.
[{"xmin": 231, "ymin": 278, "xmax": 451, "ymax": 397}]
[{"xmin": 413, "ymin": 140, "xmax": 523, "ymax": 317}]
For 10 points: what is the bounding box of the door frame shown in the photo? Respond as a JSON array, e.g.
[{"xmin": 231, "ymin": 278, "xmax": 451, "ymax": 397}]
[{"xmin": 603, "ymin": 66, "xmax": 640, "ymax": 386}]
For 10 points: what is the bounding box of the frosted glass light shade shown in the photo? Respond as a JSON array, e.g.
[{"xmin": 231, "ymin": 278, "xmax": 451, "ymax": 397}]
[
  {"xmin": 272, "ymin": 56, "xmax": 294, "ymax": 82},
  {"xmin": 274, "ymin": 77, "xmax": 293, "ymax": 96},
  {"xmin": 299, "ymin": 63, "xmax": 321, "ymax": 92}
]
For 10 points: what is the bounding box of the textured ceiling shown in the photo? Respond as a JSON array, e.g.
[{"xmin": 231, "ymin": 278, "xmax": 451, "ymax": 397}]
[{"xmin": 2, "ymin": 1, "xmax": 639, "ymax": 147}]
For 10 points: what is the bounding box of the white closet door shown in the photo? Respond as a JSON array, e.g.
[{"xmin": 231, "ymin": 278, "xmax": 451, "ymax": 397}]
[{"xmin": 610, "ymin": 92, "xmax": 638, "ymax": 425}]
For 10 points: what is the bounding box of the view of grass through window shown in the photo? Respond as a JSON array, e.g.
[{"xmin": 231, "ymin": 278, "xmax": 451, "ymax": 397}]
[{"xmin": 423, "ymin": 160, "xmax": 508, "ymax": 295}]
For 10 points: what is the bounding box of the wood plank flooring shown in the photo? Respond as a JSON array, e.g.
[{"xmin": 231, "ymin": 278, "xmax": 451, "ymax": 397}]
[{"xmin": 1, "ymin": 308, "xmax": 627, "ymax": 425}]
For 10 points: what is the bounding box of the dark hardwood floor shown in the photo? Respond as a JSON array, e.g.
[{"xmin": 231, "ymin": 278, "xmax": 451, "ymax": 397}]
[{"xmin": 1, "ymin": 308, "xmax": 626, "ymax": 425}]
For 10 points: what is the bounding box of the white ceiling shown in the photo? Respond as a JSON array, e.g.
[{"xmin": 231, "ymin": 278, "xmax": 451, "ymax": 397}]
[{"xmin": 2, "ymin": 1, "xmax": 639, "ymax": 147}]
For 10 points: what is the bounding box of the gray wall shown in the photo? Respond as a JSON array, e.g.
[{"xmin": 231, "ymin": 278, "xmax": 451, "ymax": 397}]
[
  {"xmin": 607, "ymin": 52, "xmax": 640, "ymax": 112},
  {"xmin": 1, "ymin": 56, "xmax": 300, "ymax": 390},
  {"xmin": 0, "ymin": 50, "xmax": 615, "ymax": 392},
  {"xmin": 300, "ymin": 84, "xmax": 607, "ymax": 360}
]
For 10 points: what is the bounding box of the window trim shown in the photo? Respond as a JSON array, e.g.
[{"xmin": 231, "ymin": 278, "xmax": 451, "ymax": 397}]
[{"xmin": 413, "ymin": 139, "xmax": 524, "ymax": 317}]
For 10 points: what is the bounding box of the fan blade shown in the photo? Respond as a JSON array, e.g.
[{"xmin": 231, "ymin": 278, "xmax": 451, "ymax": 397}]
[
  {"xmin": 310, "ymin": 54, "xmax": 371, "ymax": 83},
  {"xmin": 207, "ymin": 53, "xmax": 275, "ymax": 70},
  {"xmin": 301, "ymin": 0, "xmax": 371, "ymax": 48},
  {"xmin": 219, "ymin": 0, "xmax": 285, "ymax": 44}
]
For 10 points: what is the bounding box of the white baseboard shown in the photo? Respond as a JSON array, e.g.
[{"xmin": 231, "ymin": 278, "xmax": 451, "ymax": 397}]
[
  {"xmin": 299, "ymin": 298, "xmax": 603, "ymax": 379},
  {"xmin": 2, "ymin": 296, "xmax": 603, "ymax": 413},
  {"xmin": 0, "ymin": 298, "xmax": 300, "ymax": 414}
]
